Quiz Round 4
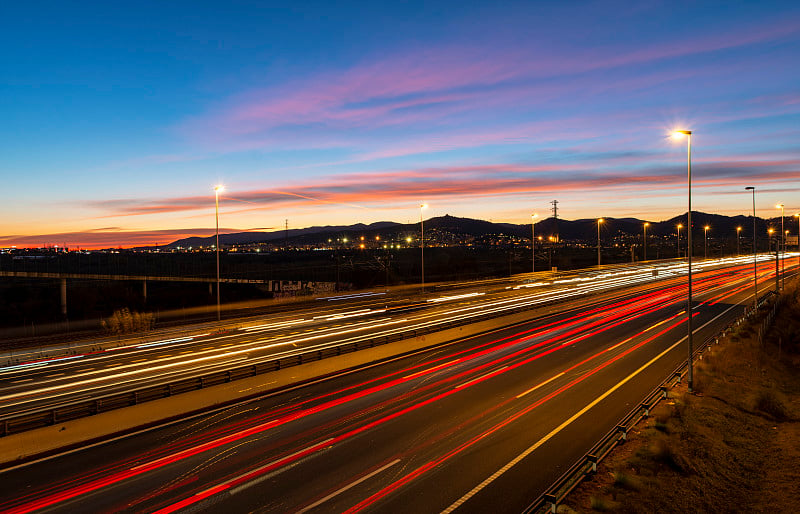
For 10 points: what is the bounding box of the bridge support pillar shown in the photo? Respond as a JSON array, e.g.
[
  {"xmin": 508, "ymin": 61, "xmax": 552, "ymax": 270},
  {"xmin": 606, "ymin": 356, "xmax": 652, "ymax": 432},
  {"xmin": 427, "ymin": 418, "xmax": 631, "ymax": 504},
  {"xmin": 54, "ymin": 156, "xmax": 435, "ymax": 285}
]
[{"xmin": 60, "ymin": 278, "xmax": 67, "ymax": 318}]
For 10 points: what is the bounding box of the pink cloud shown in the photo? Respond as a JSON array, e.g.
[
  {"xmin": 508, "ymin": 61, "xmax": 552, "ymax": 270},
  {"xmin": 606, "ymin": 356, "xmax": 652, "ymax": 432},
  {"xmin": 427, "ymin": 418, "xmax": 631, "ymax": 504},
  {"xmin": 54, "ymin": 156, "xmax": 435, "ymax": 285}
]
[
  {"xmin": 82, "ymin": 154, "xmax": 800, "ymax": 222},
  {"xmin": 0, "ymin": 228, "xmax": 220, "ymax": 250},
  {"xmin": 177, "ymin": 16, "xmax": 798, "ymax": 149}
]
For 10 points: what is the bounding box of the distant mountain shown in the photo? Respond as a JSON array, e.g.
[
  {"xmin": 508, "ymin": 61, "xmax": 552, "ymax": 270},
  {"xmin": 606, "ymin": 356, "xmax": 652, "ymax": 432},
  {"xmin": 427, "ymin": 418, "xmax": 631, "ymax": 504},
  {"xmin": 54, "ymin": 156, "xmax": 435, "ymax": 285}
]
[
  {"xmin": 160, "ymin": 212, "xmax": 786, "ymax": 248},
  {"xmin": 164, "ymin": 221, "xmax": 401, "ymax": 248}
]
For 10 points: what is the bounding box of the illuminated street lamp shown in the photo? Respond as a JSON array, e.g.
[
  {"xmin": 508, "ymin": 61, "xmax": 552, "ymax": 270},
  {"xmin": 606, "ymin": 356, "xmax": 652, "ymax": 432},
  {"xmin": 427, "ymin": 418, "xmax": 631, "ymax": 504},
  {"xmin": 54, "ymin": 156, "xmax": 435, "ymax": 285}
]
[
  {"xmin": 736, "ymin": 226, "xmax": 742, "ymax": 255},
  {"xmin": 643, "ymin": 222, "xmax": 650, "ymax": 261},
  {"xmin": 420, "ymin": 203, "xmax": 428, "ymax": 292},
  {"xmin": 597, "ymin": 218, "xmax": 604, "ymax": 266},
  {"xmin": 677, "ymin": 223, "xmax": 683, "ymax": 258},
  {"xmin": 214, "ymin": 184, "xmax": 224, "ymax": 321},
  {"xmin": 776, "ymin": 203, "xmax": 784, "ymax": 290},
  {"xmin": 531, "ymin": 213, "xmax": 539, "ymax": 273},
  {"xmin": 745, "ymin": 187, "xmax": 757, "ymax": 309},
  {"xmin": 704, "ymin": 225, "xmax": 710, "ymax": 259},
  {"xmin": 672, "ymin": 129, "xmax": 693, "ymax": 392}
]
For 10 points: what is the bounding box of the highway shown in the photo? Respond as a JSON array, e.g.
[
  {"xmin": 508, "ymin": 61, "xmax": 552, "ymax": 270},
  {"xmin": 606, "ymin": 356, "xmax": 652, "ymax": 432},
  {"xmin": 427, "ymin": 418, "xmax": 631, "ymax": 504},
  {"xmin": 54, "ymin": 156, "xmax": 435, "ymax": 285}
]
[
  {"xmin": 0, "ymin": 255, "xmax": 793, "ymax": 513},
  {"xmin": 0, "ymin": 256, "xmax": 785, "ymax": 420}
]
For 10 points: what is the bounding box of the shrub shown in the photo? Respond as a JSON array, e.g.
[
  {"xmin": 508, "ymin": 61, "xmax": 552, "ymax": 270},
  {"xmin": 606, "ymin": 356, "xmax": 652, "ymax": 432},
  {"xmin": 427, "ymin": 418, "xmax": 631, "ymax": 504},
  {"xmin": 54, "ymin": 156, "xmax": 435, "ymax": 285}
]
[
  {"xmin": 755, "ymin": 389, "xmax": 788, "ymax": 421},
  {"xmin": 590, "ymin": 496, "xmax": 611, "ymax": 511},
  {"xmin": 102, "ymin": 308, "xmax": 154, "ymax": 334},
  {"xmin": 652, "ymin": 439, "xmax": 686, "ymax": 474},
  {"xmin": 612, "ymin": 471, "xmax": 640, "ymax": 491}
]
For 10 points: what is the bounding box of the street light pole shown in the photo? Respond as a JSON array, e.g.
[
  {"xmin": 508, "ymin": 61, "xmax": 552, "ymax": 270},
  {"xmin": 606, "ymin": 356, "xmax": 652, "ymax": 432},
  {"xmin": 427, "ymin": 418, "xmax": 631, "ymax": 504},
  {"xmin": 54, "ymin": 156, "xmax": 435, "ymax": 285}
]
[
  {"xmin": 214, "ymin": 185, "xmax": 223, "ymax": 322},
  {"xmin": 677, "ymin": 224, "xmax": 682, "ymax": 258},
  {"xmin": 643, "ymin": 222, "xmax": 649, "ymax": 261},
  {"xmin": 672, "ymin": 129, "xmax": 693, "ymax": 392},
  {"xmin": 597, "ymin": 218, "xmax": 604, "ymax": 266},
  {"xmin": 531, "ymin": 213, "xmax": 538, "ymax": 273},
  {"xmin": 704, "ymin": 225, "xmax": 710, "ymax": 259},
  {"xmin": 736, "ymin": 226, "xmax": 742, "ymax": 256},
  {"xmin": 420, "ymin": 203, "xmax": 428, "ymax": 292},
  {"xmin": 769, "ymin": 228, "xmax": 778, "ymax": 293},
  {"xmin": 778, "ymin": 206, "xmax": 784, "ymax": 289},
  {"xmin": 745, "ymin": 186, "xmax": 757, "ymax": 309}
]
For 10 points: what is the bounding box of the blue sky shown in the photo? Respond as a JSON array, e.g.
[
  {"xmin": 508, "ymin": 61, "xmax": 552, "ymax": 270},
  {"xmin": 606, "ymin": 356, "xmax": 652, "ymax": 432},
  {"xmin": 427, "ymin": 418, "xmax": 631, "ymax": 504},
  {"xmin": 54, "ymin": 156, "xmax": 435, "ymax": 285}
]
[{"xmin": 1, "ymin": 0, "xmax": 799, "ymax": 247}]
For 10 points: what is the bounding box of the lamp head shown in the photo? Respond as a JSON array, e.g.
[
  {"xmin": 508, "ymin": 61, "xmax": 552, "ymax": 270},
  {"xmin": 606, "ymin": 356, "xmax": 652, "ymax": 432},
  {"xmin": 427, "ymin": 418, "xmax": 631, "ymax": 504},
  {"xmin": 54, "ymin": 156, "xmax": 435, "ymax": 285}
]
[
  {"xmin": 745, "ymin": 186, "xmax": 754, "ymax": 191},
  {"xmin": 420, "ymin": 203, "xmax": 428, "ymax": 209},
  {"xmin": 598, "ymin": 218, "xmax": 604, "ymax": 223},
  {"xmin": 677, "ymin": 223, "xmax": 683, "ymax": 229},
  {"xmin": 671, "ymin": 130, "xmax": 692, "ymax": 139},
  {"xmin": 776, "ymin": 203, "xmax": 784, "ymax": 209},
  {"xmin": 214, "ymin": 185, "xmax": 224, "ymax": 193}
]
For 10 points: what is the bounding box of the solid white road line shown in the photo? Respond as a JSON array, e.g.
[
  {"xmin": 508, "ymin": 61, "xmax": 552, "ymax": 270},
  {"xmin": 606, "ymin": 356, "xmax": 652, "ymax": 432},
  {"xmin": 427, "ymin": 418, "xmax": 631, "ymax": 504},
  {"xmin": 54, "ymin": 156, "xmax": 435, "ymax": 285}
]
[
  {"xmin": 442, "ymin": 300, "xmax": 742, "ymax": 513},
  {"xmin": 295, "ymin": 459, "xmax": 401, "ymax": 514}
]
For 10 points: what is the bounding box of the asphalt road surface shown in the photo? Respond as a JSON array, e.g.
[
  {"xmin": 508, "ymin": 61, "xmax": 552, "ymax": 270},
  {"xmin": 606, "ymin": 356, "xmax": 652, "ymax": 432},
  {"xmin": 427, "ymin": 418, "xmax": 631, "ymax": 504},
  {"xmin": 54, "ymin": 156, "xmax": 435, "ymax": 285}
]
[{"xmin": 0, "ymin": 255, "xmax": 792, "ymax": 513}]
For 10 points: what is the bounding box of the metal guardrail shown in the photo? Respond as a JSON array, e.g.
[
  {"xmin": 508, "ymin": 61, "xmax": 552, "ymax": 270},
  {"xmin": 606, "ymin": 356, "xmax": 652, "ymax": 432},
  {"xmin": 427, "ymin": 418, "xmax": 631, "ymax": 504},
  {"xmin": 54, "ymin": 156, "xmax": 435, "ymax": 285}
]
[{"xmin": 523, "ymin": 291, "xmax": 779, "ymax": 514}]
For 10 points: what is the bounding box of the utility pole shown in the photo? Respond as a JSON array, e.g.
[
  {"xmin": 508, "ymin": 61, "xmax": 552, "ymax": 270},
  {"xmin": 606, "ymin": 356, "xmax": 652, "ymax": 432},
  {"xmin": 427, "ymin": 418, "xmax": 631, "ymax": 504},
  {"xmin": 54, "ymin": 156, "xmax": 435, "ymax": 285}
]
[
  {"xmin": 285, "ymin": 219, "xmax": 289, "ymax": 251},
  {"xmin": 550, "ymin": 200, "xmax": 559, "ymax": 242}
]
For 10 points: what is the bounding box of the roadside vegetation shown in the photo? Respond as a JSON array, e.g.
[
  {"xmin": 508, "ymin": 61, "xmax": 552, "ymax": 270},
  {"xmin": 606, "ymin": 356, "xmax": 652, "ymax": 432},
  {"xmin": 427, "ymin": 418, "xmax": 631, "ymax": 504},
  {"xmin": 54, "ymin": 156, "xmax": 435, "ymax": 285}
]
[
  {"xmin": 564, "ymin": 282, "xmax": 800, "ymax": 513},
  {"xmin": 102, "ymin": 308, "xmax": 154, "ymax": 335}
]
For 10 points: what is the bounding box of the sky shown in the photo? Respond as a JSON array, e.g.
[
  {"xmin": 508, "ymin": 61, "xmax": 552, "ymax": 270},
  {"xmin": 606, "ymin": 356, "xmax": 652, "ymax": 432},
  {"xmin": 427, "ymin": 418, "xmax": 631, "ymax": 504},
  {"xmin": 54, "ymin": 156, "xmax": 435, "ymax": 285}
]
[{"xmin": 1, "ymin": 0, "xmax": 799, "ymax": 249}]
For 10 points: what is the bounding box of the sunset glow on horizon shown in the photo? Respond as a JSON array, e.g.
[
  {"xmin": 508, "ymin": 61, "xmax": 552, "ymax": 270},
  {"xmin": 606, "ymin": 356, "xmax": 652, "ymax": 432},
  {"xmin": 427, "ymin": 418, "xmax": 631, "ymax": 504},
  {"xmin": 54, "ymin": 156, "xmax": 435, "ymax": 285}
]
[{"xmin": 1, "ymin": 1, "xmax": 799, "ymax": 249}]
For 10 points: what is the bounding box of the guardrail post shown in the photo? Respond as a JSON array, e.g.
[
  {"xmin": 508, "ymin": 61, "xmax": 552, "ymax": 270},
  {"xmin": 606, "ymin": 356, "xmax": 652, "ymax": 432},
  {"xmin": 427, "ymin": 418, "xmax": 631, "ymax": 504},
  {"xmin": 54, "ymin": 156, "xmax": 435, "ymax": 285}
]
[
  {"xmin": 673, "ymin": 371, "xmax": 681, "ymax": 384},
  {"xmin": 660, "ymin": 385, "xmax": 669, "ymax": 398},
  {"xmin": 587, "ymin": 454, "xmax": 599, "ymax": 473},
  {"xmin": 616, "ymin": 425, "xmax": 628, "ymax": 442},
  {"xmin": 543, "ymin": 493, "xmax": 558, "ymax": 513},
  {"xmin": 1, "ymin": 420, "xmax": 7, "ymax": 437},
  {"xmin": 641, "ymin": 402, "xmax": 650, "ymax": 418}
]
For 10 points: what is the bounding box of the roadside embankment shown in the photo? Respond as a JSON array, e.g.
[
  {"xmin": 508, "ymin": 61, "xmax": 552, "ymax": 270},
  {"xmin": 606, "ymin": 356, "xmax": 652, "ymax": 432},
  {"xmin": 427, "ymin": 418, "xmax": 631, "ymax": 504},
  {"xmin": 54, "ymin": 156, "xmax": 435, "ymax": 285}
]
[{"xmin": 564, "ymin": 283, "xmax": 800, "ymax": 513}]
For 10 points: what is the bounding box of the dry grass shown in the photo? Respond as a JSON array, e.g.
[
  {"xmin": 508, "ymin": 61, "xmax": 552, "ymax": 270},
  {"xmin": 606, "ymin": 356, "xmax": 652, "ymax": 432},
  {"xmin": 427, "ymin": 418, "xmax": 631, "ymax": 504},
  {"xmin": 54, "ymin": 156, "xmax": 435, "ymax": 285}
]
[{"xmin": 564, "ymin": 282, "xmax": 800, "ymax": 513}]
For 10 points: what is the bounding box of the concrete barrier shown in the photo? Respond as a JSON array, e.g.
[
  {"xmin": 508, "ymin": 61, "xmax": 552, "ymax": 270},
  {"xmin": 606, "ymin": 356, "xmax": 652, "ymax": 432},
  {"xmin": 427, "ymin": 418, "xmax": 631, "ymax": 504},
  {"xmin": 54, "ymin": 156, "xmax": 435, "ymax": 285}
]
[{"xmin": 0, "ymin": 305, "xmax": 543, "ymax": 466}]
